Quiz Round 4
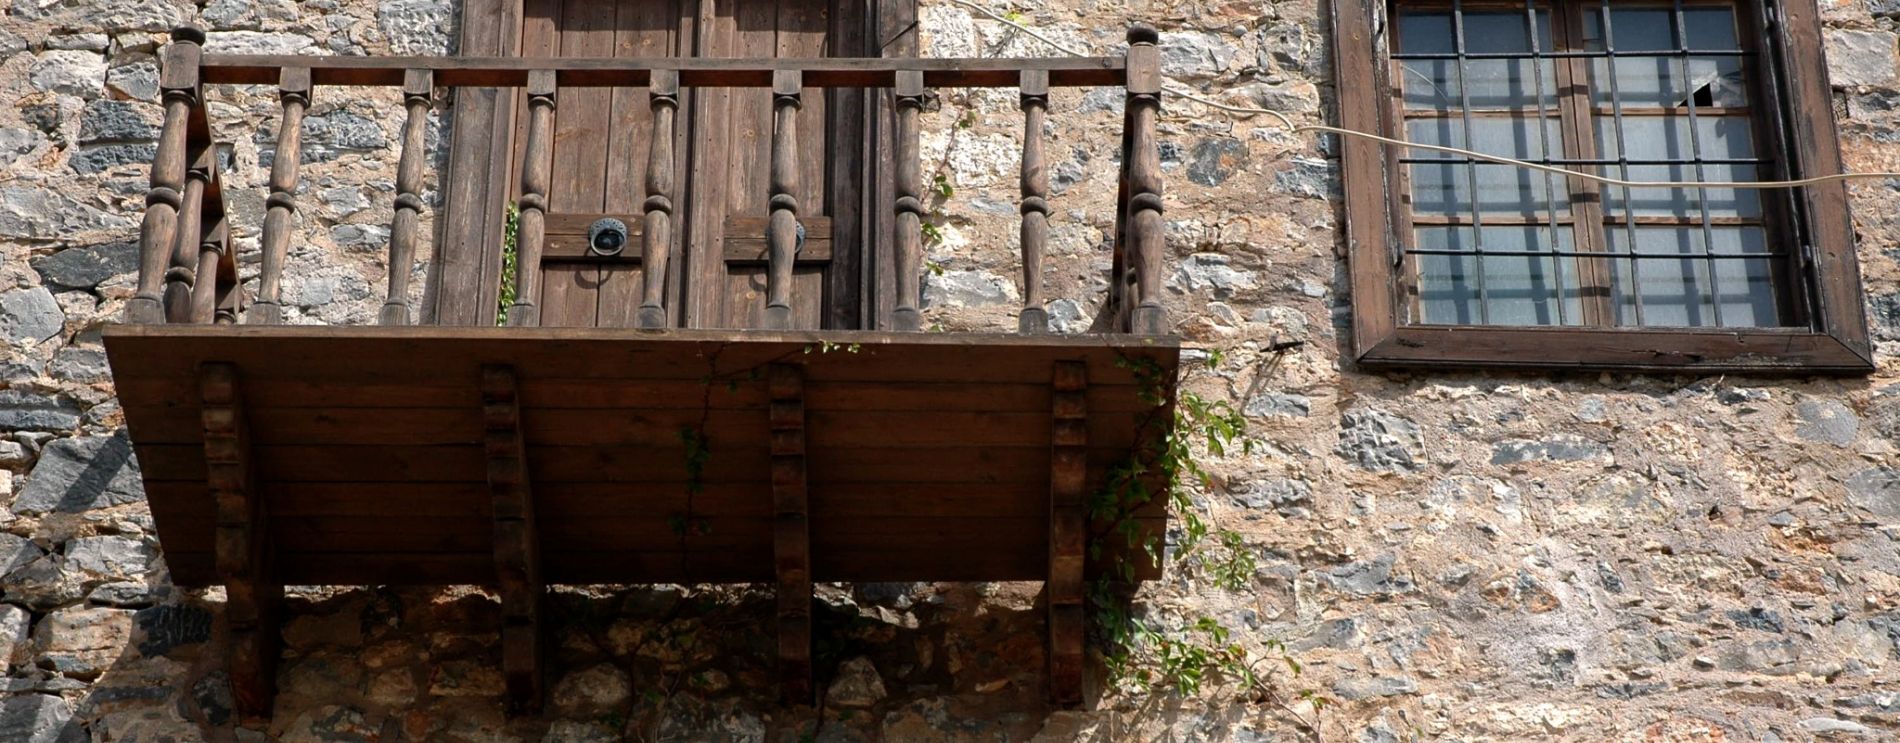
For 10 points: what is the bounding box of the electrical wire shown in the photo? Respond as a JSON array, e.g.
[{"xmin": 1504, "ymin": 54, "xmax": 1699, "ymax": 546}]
[{"xmin": 943, "ymin": 0, "xmax": 1900, "ymax": 191}]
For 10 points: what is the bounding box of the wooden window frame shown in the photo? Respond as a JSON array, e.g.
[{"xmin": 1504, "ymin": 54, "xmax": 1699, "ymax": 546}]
[{"xmin": 1334, "ymin": 0, "xmax": 1874, "ymax": 373}]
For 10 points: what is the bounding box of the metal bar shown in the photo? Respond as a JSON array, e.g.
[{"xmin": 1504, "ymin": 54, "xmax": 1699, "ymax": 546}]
[
  {"xmin": 1452, "ymin": 0, "xmax": 1490, "ymax": 324},
  {"xmin": 1525, "ymin": 0, "xmax": 1566, "ymax": 326},
  {"xmin": 1600, "ymin": 0, "xmax": 1645, "ymax": 326},
  {"xmin": 1399, "ymin": 156, "xmax": 1771, "ymax": 166},
  {"xmin": 1674, "ymin": 0, "xmax": 1723, "ymax": 327},
  {"xmin": 1406, "ymin": 248, "xmax": 1784, "ymax": 258},
  {"xmin": 1394, "ymin": 48, "xmax": 1752, "ymax": 59}
]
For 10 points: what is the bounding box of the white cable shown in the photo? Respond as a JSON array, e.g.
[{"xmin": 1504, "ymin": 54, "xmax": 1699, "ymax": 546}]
[{"xmin": 944, "ymin": 0, "xmax": 1900, "ymax": 190}]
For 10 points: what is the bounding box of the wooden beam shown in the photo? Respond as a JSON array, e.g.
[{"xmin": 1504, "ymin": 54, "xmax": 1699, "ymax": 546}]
[
  {"xmin": 200, "ymin": 362, "xmax": 281, "ymax": 719},
  {"xmin": 482, "ymin": 364, "xmax": 543, "ymax": 714},
  {"xmin": 769, "ymin": 363, "xmax": 812, "ymax": 704},
  {"xmin": 197, "ymin": 55, "xmax": 1129, "ymax": 88},
  {"xmin": 1048, "ymin": 360, "xmax": 1087, "ymax": 706}
]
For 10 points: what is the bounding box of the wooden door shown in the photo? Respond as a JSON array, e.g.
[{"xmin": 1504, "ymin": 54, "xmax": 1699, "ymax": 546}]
[{"xmin": 516, "ymin": 0, "xmax": 865, "ymax": 329}]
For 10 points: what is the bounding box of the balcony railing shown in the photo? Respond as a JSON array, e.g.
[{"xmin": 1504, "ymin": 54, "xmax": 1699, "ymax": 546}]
[{"xmin": 127, "ymin": 25, "xmax": 1171, "ymax": 335}]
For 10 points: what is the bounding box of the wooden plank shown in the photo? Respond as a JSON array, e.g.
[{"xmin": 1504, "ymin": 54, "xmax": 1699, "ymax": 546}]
[
  {"xmin": 101, "ymin": 326, "xmax": 1178, "ymax": 385},
  {"xmin": 824, "ymin": 0, "xmax": 867, "ymax": 331},
  {"xmin": 199, "ymin": 363, "xmax": 280, "ymax": 721},
  {"xmin": 197, "ymin": 55, "xmax": 1130, "ymax": 88},
  {"xmin": 1047, "ymin": 360, "xmax": 1086, "ymax": 706},
  {"xmin": 769, "ymin": 364, "xmax": 812, "ymax": 705},
  {"xmin": 1333, "ymin": 0, "xmax": 1398, "ymax": 357},
  {"xmin": 115, "ymin": 377, "xmax": 1153, "ymax": 413},
  {"xmin": 683, "ymin": 0, "xmax": 737, "ymax": 328},
  {"xmin": 540, "ymin": 215, "xmax": 835, "ymax": 261},
  {"xmin": 121, "ymin": 407, "xmax": 1143, "ymax": 449},
  {"xmin": 483, "ymin": 365, "xmax": 542, "ymax": 714},
  {"xmin": 1364, "ymin": 326, "xmax": 1874, "ymax": 373},
  {"xmin": 136, "ymin": 444, "xmax": 1163, "ymax": 494}
]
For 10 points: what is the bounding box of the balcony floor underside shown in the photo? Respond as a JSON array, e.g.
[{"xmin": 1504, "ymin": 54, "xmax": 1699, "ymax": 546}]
[{"xmin": 103, "ymin": 325, "xmax": 1178, "ymax": 588}]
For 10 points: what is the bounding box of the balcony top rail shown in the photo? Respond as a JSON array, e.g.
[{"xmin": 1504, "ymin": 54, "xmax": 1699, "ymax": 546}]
[{"xmin": 127, "ymin": 25, "xmax": 1168, "ymax": 335}]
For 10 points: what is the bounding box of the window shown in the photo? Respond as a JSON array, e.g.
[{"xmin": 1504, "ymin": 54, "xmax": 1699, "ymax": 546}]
[{"xmin": 1334, "ymin": 0, "xmax": 1873, "ymax": 372}]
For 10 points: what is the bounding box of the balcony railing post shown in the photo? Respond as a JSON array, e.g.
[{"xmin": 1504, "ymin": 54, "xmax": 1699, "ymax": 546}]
[
  {"xmin": 382, "ymin": 69, "xmax": 434, "ymax": 326},
  {"xmin": 507, "ymin": 70, "xmax": 557, "ymax": 327},
  {"xmin": 638, "ymin": 69, "xmax": 679, "ymax": 329},
  {"xmin": 1124, "ymin": 25, "xmax": 1168, "ymax": 335},
  {"xmin": 193, "ymin": 217, "xmax": 228, "ymax": 324},
  {"xmin": 1019, "ymin": 69, "xmax": 1051, "ymax": 334},
  {"xmin": 892, "ymin": 70, "xmax": 926, "ymax": 332},
  {"xmin": 765, "ymin": 70, "xmax": 803, "ymax": 331},
  {"xmin": 164, "ymin": 145, "xmax": 212, "ymax": 323},
  {"xmin": 248, "ymin": 67, "xmax": 312, "ymax": 325},
  {"xmin": 128, "ymin": 26, "xmax": 204, "ymax": 325}
]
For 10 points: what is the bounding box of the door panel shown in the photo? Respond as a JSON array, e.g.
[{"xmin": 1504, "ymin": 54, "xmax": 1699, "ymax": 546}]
[
  {"xmin": 691, "ymin": 0, "xmax": 837, "ymax": 329},
  {"xmin": 524, "ymin": 0, "xmax": 688, "ymax": 328}
]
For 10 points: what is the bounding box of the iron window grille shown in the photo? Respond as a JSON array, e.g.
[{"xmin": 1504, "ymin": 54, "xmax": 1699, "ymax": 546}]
[{"xmin": 1334, "ymin": 0, "xmax": 1873, "ymax": 372}]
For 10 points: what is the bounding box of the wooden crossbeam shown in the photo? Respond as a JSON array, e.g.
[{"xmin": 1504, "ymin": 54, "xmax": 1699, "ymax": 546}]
[
  {"xmin": 200, "ymin": 362, "xmax": 281, "ymax": 719},
  {"xmin": 769, "ymin": 363, "xmax": 813, "ymax": 704},
  {"xmin": 1048, "ymin": 360, "xmax": 1088, "ymax": 706},
  {"xmin": 482, "ymin": 365, "xmax": 543, "ymax": 714}
]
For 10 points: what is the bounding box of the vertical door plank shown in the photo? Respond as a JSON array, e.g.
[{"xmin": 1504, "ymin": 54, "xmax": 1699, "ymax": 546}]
[
  {"xmin": 597, "ymin": 0, "xmax": 679, "ymax": 328},
  {"xmin": 684, "ymin": 0, "xmax": 737, "ymax": 327}
]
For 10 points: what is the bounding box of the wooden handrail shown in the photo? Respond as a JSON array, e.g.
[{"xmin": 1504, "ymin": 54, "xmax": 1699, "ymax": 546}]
[
  {"xmin": 198, "ymin": 55, "xmax": 1127, "ymax": 88},
  {"xmin": 134, "ymin": 25, "xmax": 1173, "ymax": 335}
]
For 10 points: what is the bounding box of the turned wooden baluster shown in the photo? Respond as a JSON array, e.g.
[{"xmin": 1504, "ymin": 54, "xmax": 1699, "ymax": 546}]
[
  {"xmin": 1123, "ymin": 26, "xmax": 1168, "ymax": 335},
  {"xmin": 764, "ymin": 70, "xmax": 803, "ymax": 331},
  {"xmin": 638, "ymin": 69, "xmax": 679, "ymax": 329},
  {"xmin": 892, "ymin": 71, "xmax": 926, "ymax": 331},
  {"xmin": 248, "ymin": 67, "xmax": 312, "ymax": 325},
  {"xmin": 507, "ymin": 70, "xmax": 557, "ymax": 326},
  {"xmin": 128, "ymin": 26, "xmax": 203, "ymax": 324},
  {"xmin": 164, "ymin": 145, "xmax": 212, "ymax": 323},
  {"xmin": 1018, "ymin": 70, "xmax": 1051, "ymax": 334},
  {"xmin": 192, "ymin": 218, "xmax": 228, "ymax": 324},
  {"xmin": 381, "ymin": 70, "xmax": 433, "ymax": 325}
]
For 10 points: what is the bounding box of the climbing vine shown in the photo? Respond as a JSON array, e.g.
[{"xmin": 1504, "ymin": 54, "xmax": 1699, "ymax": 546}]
[
  {"xmin": 495, "ymin": 201, "xmax": 520, "ymax": 326},
  {"xmin": 1088, "ymin": 351, "xmax": 1329, "ymax": 738}
]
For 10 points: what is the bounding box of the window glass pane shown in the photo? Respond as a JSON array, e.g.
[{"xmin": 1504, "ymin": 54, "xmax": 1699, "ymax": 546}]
[
  {"xmin": 1396, "ymin": 9, "xmax": 1556, "ymax": 110},
  {"xmin": 1607, "ymin": 226, "xmax": 1781, "ymax": 327},
  {"xmin": 1593, "ymin": 116, "xmax": 1761, "ymax": 218},
  {"xmin": 1396, "ymin": 11, "xmax": 1455, "ymax": 54},
  {"xmin": 1591, "ymin": 57, "xmax": 1745, "ymax": 108},
  {"xmin": 1415, "ymin": 226, "xmax": 1582, "ymax": 326},
  {"xmin": 1410, "ymin": 163, "xmax": 1558, "ymax": 217},
  {"xmin": 1407, "ymin": 117, "xmax": 1564, "ymax": 160}
]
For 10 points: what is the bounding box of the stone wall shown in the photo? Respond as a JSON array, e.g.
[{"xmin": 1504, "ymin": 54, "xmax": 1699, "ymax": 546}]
[{"xmin": 2, "ymin": 0, "xmax": 1898, "ymax": 739}]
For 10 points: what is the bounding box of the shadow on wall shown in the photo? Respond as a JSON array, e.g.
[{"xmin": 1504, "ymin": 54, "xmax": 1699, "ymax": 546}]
[{"xmin": 13, "ymin": 572, "xmax": 1089, "ymax": 740}]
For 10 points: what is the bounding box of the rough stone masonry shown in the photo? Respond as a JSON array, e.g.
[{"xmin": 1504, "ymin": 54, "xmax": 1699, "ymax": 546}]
[{"xmin": 2, "ymin": 0, "xmax": 1900, "ymax": 739}]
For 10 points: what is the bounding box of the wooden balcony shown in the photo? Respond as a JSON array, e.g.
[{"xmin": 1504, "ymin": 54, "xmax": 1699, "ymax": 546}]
[{"xmin": 105, "ymin": 26, "xmax": 1179, "ymax": 717}]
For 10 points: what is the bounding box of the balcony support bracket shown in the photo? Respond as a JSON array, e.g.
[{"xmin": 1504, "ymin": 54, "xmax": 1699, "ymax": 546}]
[
  {"xmin": 1048, "ymin": 360, "xmax": 1088, "ymax": 706},
  {"xmin": 770, "ymin": 363, "xmax": 814, "ymax": 705},
  {"xmin": 484, "ymin": 364, "xmax": 545, "ymax": 714},
  {"xmin": 201, "ymin": 362, "xmax": 283, "ymax": 720}
]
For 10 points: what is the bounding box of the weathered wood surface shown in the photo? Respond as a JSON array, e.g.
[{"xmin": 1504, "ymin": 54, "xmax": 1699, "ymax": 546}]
[
  {"xmin": 129, "ymin": 28, "xmax": 204, "ymax": 325},
  {"xmin": 200, "ymin": 363, "xmax": 281, "ymax": 720},
  {"xmin": 199, "ymin": 55, "xmax": 1128, "ymax": 88},
  {"xmin": 890, "ymin": 71, "xmax": 925, "ymax": 331},
  {"xmin": 483, "ymin": 365, "xmax": 543, "ymax": 713},
  {"xmin": 769, "ymin": 364, "xmax": 812, "ymax": 704},
  {"xmin": 1018, "ymin": 69, "xmax": 1050, "ymax": 334},
  {"xmin": 1122, "ymin": 26, "xmax": 1167, "ymax": 336},
  {"xmin": 1047, "ymin": 360, "xmax": 1086, "ymax": 706},
  {"xmin": 764, "ymin": 71, "xmax": 803, "ymax": 330},
  {"xmin": 247, "ymin": 67, "xmax": 311, "ymax": 325},
  {"xmin": 639, "ymin": 69, "xmax": 680, "ymax": 328},
  {"xmin": 506, "ymin": 70, "xmax": 556, "ymax": 326},
  {"xmin": 381, "ymin": 69, "xmax": 433, "ymax": 325},
  {"xmin": 106, "ymin": 327, "xmax": 1176, "ymax": 587}
]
